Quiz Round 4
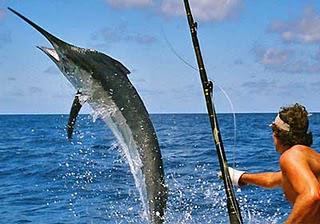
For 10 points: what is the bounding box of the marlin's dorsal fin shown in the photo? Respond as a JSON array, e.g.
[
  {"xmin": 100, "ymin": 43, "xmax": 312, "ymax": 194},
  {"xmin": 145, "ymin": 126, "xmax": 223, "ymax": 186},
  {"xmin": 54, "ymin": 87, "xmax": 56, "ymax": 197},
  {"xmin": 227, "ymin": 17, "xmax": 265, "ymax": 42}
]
[{"xmin": 67, "ymin": 91, "xmax": 87, "ymax": 139}]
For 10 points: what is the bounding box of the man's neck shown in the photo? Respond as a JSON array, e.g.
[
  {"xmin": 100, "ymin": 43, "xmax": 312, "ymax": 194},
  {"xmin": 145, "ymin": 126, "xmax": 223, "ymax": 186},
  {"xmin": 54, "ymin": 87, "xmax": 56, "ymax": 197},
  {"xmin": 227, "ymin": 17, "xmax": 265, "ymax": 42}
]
[{"xmin": 278, "ymin": 144, "xmax": 291, "ymax": 154}]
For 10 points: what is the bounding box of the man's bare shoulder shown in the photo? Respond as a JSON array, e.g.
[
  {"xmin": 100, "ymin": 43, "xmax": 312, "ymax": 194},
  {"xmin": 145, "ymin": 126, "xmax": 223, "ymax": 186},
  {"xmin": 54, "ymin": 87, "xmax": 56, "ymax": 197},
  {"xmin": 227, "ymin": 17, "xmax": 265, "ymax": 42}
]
[
  {"xmin": 280, "ymin": 145, "xmax": 320, "ymax": 170},
  {"xmin": 280, "ymin": 145, "xmax": 305, "ymax": 159}
]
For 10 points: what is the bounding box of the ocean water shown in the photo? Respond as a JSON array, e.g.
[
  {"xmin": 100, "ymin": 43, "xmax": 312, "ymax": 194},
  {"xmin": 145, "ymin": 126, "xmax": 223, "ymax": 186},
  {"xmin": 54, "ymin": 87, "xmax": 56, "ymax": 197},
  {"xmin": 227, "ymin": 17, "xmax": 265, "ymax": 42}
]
[{"xmin": 1, "ymin": 113, "xmax": 320, "ymax": 224}]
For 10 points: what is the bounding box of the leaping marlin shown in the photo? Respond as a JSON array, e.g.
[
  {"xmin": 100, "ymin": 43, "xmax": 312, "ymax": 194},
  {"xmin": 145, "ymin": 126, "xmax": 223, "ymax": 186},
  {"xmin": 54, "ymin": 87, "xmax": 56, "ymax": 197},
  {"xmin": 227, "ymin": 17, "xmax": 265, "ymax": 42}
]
[{"xmin": 8, "ymin": 8, "xmax": 167, "ymax": 224}]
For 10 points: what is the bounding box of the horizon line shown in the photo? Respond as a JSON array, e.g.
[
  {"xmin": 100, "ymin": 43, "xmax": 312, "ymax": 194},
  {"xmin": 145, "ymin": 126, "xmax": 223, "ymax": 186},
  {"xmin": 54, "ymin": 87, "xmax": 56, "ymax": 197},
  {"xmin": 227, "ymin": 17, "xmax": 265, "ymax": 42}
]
[
  {"xmin": 0, "ymin": 111, "xmax": 302, "ymax": 115},
  {"xmin": 1, "ymin": 110, "xmax": 319, "ymax": 115}
]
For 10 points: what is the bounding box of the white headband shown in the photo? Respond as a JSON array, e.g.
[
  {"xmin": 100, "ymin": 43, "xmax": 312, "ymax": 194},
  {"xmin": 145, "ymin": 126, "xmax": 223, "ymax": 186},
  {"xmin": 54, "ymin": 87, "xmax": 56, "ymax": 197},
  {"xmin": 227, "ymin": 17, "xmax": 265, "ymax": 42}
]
[{"xmin": 269, "ymin": 114, "xmax": 290, "ymax": 131}]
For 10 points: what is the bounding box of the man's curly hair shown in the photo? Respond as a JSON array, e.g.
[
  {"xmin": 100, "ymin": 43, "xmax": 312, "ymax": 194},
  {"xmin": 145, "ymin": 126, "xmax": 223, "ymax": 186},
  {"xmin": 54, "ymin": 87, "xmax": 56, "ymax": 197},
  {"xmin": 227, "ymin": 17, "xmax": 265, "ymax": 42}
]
[{"xmin": 271, "ymin": 103, "xmax": 313, "ymax": 147}]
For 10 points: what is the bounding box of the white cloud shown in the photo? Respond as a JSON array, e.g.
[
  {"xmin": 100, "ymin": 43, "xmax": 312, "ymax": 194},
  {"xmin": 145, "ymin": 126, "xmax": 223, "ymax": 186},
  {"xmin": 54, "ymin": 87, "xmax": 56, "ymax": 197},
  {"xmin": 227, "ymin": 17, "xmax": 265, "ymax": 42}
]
[
  {"xmin": 106, "ymin": 0, "xmax": 153, "ymax": 8},
  {"xmin": 258, "ymin": 48, "xmax": 290, "ymax": 66},
  {"xmin": 268, "ymin": 6, "xmax": 320, "ymax": 44},
  {"xmin": 253, "ymin": 46, "xmax": 320, "ymax": 74},
  {"xmin": 91, "ymin": 23, "xmax": 157, "ymax": 45},
  {"xmin": 161, "ymin": 0, "xmax": 243, "ymax": 22}
]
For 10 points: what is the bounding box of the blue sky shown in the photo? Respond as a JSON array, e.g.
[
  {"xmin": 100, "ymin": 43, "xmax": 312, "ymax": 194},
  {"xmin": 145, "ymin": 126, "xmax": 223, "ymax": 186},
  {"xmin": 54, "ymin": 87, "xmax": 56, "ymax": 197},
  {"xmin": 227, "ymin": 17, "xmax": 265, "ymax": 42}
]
[{"xmin": 0, "ymin": 0, "xmax": 320, "ymax": 114}]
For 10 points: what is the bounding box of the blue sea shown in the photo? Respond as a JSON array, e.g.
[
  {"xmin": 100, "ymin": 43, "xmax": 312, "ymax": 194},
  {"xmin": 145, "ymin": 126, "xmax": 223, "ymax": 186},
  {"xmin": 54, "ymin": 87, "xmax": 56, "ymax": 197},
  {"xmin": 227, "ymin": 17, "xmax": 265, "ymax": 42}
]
[{"xmin": 1, "ymin": 113, "xmax": 320, "ymax": 223}]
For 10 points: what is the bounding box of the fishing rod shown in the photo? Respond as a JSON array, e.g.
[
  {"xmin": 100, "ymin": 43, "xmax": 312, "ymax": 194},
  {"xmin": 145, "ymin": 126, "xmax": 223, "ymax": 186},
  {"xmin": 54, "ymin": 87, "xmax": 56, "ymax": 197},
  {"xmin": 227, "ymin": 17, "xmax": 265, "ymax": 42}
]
[{"xmin": 182, "ymin": 1, "xmax": 243, "ymax": 223}]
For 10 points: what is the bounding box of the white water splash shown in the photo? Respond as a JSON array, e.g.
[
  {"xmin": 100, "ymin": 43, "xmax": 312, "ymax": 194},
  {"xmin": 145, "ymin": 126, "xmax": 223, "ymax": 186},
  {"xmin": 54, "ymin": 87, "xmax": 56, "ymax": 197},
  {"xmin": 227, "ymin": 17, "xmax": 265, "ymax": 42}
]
[{"xmin": 89, "ymin": 100, "xmax": 150, "ymax": 221}]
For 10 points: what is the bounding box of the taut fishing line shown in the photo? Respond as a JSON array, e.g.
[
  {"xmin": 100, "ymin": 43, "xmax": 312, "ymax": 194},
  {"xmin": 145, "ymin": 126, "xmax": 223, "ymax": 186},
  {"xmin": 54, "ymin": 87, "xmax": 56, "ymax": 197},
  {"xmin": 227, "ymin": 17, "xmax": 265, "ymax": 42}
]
[{"xmin": 161, "ymin": 27, "xmax": 238, "ymax": 169}]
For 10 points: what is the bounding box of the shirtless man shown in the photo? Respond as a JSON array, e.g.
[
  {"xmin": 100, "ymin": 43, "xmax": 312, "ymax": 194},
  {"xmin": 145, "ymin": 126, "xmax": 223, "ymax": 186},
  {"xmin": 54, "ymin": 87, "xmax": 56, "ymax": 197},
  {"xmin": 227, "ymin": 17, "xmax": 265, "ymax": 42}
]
[{"xmin": 228, "ymin": 103, "xmax": 320, "ymax": 223}]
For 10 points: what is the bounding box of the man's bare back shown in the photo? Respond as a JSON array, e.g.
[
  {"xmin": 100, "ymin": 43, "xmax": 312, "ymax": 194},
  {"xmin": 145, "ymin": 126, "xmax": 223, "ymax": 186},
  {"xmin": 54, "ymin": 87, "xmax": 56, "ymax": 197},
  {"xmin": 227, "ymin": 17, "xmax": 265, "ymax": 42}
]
[{"xmin": 280, "ymin": 145, "xmax": 320, "ymax": 223}]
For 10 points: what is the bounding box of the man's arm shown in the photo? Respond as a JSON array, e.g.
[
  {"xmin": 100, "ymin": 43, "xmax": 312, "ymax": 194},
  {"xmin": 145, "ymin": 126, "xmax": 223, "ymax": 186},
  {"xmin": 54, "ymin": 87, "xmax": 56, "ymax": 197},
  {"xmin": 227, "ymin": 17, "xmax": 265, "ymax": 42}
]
[
  {"xmin": 280, "ymin": 148, "xmax": 320, "ymax": 224},
  {"xmin": 240, "ymin": 171, "xmax": 282, "ymax": 188},
  {"xmin": 223, "ymin": 167, "xmax": 282, "ymax": 188}
]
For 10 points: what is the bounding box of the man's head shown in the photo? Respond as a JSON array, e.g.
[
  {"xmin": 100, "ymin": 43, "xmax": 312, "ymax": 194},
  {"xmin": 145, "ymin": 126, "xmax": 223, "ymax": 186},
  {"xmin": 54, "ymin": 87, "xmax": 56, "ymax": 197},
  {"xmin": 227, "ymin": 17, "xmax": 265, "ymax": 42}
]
[{"xmin": 270, "ymin": 103, "xmax": 313, "ymax": 150}]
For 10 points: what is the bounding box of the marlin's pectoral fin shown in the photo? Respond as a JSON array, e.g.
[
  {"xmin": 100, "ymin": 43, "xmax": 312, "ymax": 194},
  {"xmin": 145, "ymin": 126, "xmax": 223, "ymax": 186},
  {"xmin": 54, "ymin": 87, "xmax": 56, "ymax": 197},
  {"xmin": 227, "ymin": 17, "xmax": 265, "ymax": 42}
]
[{"xmin": 67, "ymin": 91, "xmax": 88, "ymax": 140}]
